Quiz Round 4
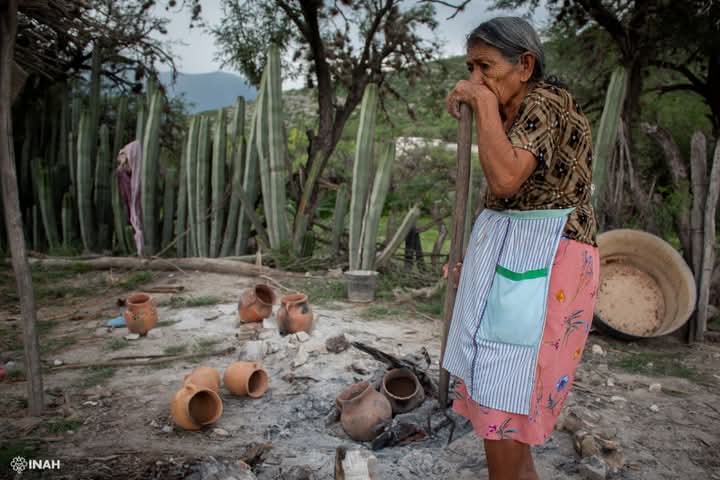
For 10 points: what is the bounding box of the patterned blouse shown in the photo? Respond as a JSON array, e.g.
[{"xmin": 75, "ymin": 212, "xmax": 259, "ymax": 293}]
[{"xmin": 485, "ymin": 82, "xmax": 598, "ymax": 246}]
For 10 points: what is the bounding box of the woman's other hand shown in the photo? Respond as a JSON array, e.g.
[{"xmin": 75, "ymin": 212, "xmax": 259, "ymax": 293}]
[
  {"xmin": 446, "ymin": 80, "xmax": 498, "ymax": 119},
  {"xmin": 442, "ymin": 261, "xmax": 463, "ymax": 289}
]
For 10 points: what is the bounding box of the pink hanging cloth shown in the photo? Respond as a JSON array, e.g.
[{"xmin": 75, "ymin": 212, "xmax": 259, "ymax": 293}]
[{"xmin": 116, "ymin": 141, "xmax": 144, "ymax": 256}]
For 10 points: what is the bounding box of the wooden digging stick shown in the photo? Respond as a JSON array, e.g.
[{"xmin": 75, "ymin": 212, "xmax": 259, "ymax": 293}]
[{"xmin": 439, "ymin": 103, "xmax": 473, "ymax": 409}]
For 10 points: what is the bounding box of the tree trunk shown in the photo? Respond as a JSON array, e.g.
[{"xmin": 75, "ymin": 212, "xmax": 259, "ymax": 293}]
[{"xmin": 0, "ymin": 0, "xmax": 44, "ymax": 415}]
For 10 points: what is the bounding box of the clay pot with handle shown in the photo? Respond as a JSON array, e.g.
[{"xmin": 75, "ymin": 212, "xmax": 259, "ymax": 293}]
[
  {"xmin": 223, "ymin": 361, "xmax": 269, "ymax": 398},
  {"xmin": 238, "ymin": 285, "xmax": 276, "ymax": 323},
  {"xmin": 123, "ymin": 293, "xmax": 158, "ymax": 335},
  {"xmin": 276, "ymin": 293, "xmax": 313, "ymax": 334},
  {"xmin": 183, "ymin": 366, "xmax": 221, "ymax": 393},
  {"xmin": 336, "ymin": 381, "xmax": 392, "ymax": 442},
  {"xmin": 380, "ymin": 368, "xmax": 425, "ymax": 414},
  {"xmin": 170, "ymin": 383, "xmax": 223, "ymax": 430}
]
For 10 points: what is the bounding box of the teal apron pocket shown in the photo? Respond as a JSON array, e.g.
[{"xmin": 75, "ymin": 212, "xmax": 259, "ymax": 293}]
[{"xmin": 477, "ymin": 265, "xmax": 549, "ymax": 346}]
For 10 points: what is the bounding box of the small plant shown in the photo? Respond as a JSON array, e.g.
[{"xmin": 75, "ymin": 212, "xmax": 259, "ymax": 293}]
[
  {"xmin": 162, "ymin": 296, "xmax": 222, "ymax": 308},
  {"xmin": 46, "ymin": 419, "xmax": 82, "ymax": 434},
  {"xmin": 81, "ymin": 366, "xmax": 116, "ymax": 388},
  {"xmin": 362, "ymin": 305, "xmax": 402, "ymax": 319},
  {"xmin": 118, "ymin": 271, "xmax": 153, "ymax": 290},
  {"xmin": 612, "ymin": 352, "xmax": 701, "ymax": 380},
  {"xmin": 163, "ymin": 344, "xmax": 187, "ymax": 356},
  {"xmin": 157, "ymin": 319, "xmax": 180, "ymax": 328},
  {"xmin": 192, "ymin": 337, "xmax": 221, "ymax": 354},
  {"xmin": 106, "ymin": 338, "xmax": 128, "ymax": 351}
]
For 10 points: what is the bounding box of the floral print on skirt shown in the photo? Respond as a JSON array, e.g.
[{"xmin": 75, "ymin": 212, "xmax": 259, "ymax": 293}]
[{"xmin": 452, "ymin": 238, "xmax": 600, "ymax": 445}]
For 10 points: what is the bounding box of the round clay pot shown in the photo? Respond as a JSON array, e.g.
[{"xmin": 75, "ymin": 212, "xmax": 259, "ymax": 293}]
[
  {"xmin": 170, "ymin": 383, "xmax": 223, "ymax": 430},
  {"xmin": 184, "ymin": 366, "xmax": 221, "ymax": 393},
  {"xmin": 380, "ymin": 368, "xmax": 425, "ymax": 414},
  {"xmin": 223, "ymin": 361, "xmax": 269, "ymax": 398},
  {"xmin": 336, "ymin": 381, "xmax": 392, "ymax": 442},
  {"xmin": 276, "ymin": 293, "xmax": 313, "ymax": 334},
  {"xmin": 238, "ymin": 285, "xmax": 276, "ymax": 323},
  {"xmin": 123, "ymin": 293, "xmax": 158, "ymax": 335}
]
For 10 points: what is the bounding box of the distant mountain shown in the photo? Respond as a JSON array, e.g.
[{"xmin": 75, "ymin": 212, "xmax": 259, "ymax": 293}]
[{"xmin": 158, "ymin": 71, "xmax": 257, "ymax": 114}]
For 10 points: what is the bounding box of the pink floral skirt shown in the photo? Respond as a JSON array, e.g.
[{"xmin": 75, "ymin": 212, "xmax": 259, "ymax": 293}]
[{"xmin": 453, "ymin": 238, "xmax": 599, "ymax": 445}]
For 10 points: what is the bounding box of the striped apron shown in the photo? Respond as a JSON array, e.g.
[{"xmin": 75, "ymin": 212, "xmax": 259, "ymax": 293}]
[{"xmin": 442, "ymin": 208, "xmax": 572, "ymax": 415}]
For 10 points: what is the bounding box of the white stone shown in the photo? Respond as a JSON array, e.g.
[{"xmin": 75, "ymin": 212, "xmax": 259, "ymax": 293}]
[
  {"xmin": 265, "ymin": 341, "xmax": 282, "ymax": 355},
  {"xmin": 162, "ymin": 425, "xmax": 173, "ymax": 433},
  {"xmin": 258, "ymin": 329, "xmax": 275, "ymax": 340},
  {"xmin": 292, "ymin": 345, "xmax": 309, "ymax": 368},
  {"xmin": 606, "ymin": 378, "xmax": 615, "ymax": 387},
  {"xmin": 213, "ymin": 428, "xmax": 230, "ymax": 436},
  {"xmin": 53, "ymin": 359, "xmax": 63, "ymax": 366},
  {"xmin": 591, "ymin": 345, "xmax": 605, "ymax": 356},
  {"xmin": 649, "ymin": 383, "xmax": 662, "ymax": 393},
  {"xmin": 239, "ymin": 341, "xmax": 265, "ymax": 361},
  {"xmin": 124, "ymin": 333, "xmax": 141, "ymax": 341},
  {"xmin": 649, "ymin": 404, "xmax": 660, "ymax": 413},
  {"xmin": 147, "ymin": 328, "xmax": 164, "ymax": 338},
  {"xmin": 295, "ymin": 332, "xmax": 311, "ymax": 343},
  {"xmin": 351, "ymin": 361, "xmax": 370, "ymax": 375}
]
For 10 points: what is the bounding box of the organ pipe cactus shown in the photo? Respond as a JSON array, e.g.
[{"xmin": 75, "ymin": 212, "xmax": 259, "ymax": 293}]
[
  {"xmin": 37, "ymin": 166, "xmax": 60, "ymax": 249},
  {"xmin": 330, "ymin": 184, "xmax": 348, "ymax": 257},
  {"xmin": 161, "ymin": 165, "xmax": 177, "ymax": 249},
  {"xmin": 360, "ymin": 141, "xmax": 395, "ymax": 270},
  {"xmin": 175, "ymin": 142, "xmax": 188, "ymax": 257},
  {"xmin": 76, "ymin": 111, "xmax": 95, "ymax": 251},
  {"xmin": 185, "ymin": 116, "xmax": 200, "ymax": 257},
  {"xmin": 94, "ymin": 124, "xmax": 112, "ymax": 249},
  {"xmin": 592, "ymin": 66, "xmax": 628, "ymax": 208},
  {"xmin": 61, "ymin": 192, "xmax": 74, "ymax": 248},
  {"xmin": 221, "ymin": 97, "xmax": 245, "ymax": 257},
  {"xmin": 235, "ymin": 98, "xmax": 261, "ymax": 256},
  {"xmin": 113, "ymin": 96, "xmax": 128, "ymax": 162},
  {"xmin": 209, "ymin": 108, "xmax": 226, "ymax": 258},
  {"xmin": 111, "ymin": 169, "xmax": 129, "ymax": 253},
  {"xmin": 348, "ymin": 84, "xmax": 378, "ymax": 271},
  {"xmin": 196, "ymin": 115, "xmax": 211, "ymax": 257},
  {"xmin": 141, "ymin": 90, "xmax": 162, "ymax": 255}
]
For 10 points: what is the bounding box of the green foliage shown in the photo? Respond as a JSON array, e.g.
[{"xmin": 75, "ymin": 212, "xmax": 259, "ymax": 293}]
[
  {"xmin": 118, "ymin": 271, "xmax": 153, "ymax": 290},
  {"xmin": 46, "ymin": 419, "xmax": 82, "ymax": 433},
  {"xmin": 106, "ymin": 338, "xmax": 129, "ymax": 351},
  {"xmin": 163, "ymin": 344, "xmax": 188, "ymax": 356},
  {"xmin": 161, "ymin": 295, "xmax": 222, "ymax": 308},
  {"xmin": 612, "ymin": 352, "xmax": 702, "ymax": 381},
  {"xmin": 81, "ymin": 366, "xmax": 116, "ymax": 387}
]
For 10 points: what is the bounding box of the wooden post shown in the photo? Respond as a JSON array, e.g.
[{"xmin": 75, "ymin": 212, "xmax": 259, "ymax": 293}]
[
  {"xmin": 0, "ymin": 0, "xmax": 44, "ymax": 414},
  {"xmin": 439, "ymin": 104, "xmax": 472, "ymax": 408},
  {"xmin": 688, "ymin": 132, "xmax": 707, "ymax": 342}
]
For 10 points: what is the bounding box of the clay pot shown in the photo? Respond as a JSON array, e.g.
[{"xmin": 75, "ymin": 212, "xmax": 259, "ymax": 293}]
[
  {"xmin": 336, "ymin": 381, "xmax": 392, "ymax": 442},
  {"xmin": 184, "ymin": 366, "xmax": 221, "ymax": 393},
  {"xmin": 170, "ymin": 383, "xmax": 223, "ymax": 430},
  {"xmin": 380, "ymin": 368, "xmax": 425, "ymax": 414},
  {"xmin": 238, "ymin": 285, "xmax": 276, "ymax": 323},
  {"xmin": 276, "ymin": 293, "xmax": 313, "ymax": 334},
  {"xmin": 223, "ymin": 361, "xmax": 269, "ymax": 398},
  {"xmin": 123, "ymin": 293, "xmax": 158, "ymax": 335}
]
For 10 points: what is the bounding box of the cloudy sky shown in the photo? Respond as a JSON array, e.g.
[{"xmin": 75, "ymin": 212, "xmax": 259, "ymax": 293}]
[{"xmin": 159, "ymin": 1, "xmax": 548, "ymax": 86}]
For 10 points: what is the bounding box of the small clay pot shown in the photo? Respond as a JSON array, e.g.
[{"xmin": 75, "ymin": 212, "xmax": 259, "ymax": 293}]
[
  {"xmin": 336, "ymin": 381, "xmax": 392, "ymax": 442},
  {"xmin": 184, "ymin": 366, "xmax": 221, "ymax": 393},
  {"xmin": 380, "ymin": 368, "xmax": 425, "ymax": 414},
  {"xmin": 223, "ymin": 361, "xmax": 269, "ymax": 398},
  {"xmin": 276, "ymin": 293, "xmax": 313, "ymax": 334},
  {"xmin": 123, "ymin": 293, "xmax": 158, "ymax": 335},
  {"xmin": 238, "ymin": 285, "xmax": 276, "ymax": 323},
  {"xmin": 170, "ymin": 383, "xmax": 223, "ymax": 430}
]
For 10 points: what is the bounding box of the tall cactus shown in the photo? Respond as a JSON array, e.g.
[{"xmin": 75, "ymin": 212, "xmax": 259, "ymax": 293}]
[
  {"xmin": 235, "ymin": 98, "xmax": 261, "ymax": 256},
  {"xmin": 185, "ymin": 116, "xmax": 200, "ymax": 257},
  {"xmin": 141, "ymin": 90, "xmax": 162, "ymax": 255},
  {"xmin": 94, "ymin": 124, "xmax": 112, "ymax": 249},
  {"xmin": 110, "ymin": 169, "xmax": 129, "ymax": 253},
  {"xmin": 348, "ymin": 84, "xmax": 378, "ymax": 271},
  {"xmin": 592, "ymin": 66, "xmax": 628, "ymax": 209},
  {"xmin": 113, "ymin": 96, "xmax": 128, "ymax": 161},
  {"xmin": 61, "ymin": 192, "xmax": 74, "ymax": 248},
  {"xmin": 76, "ymin": 111, "xmax": 95, "ymax": 251},
  {"xmin": 221, "ymin": 97, "xmax": 246, "ymax": 257},
  {"xmin": 330, "ymin": 184, "xmax": 349, "ymax": 256},
  {"xmin": 196, "ymin": 115, "xmax": 211, "ymax": 257},
  {"xmin": 360, "ymin": 141, "xmax": 395, "ymax": 270},
  {"xmin": 175, "ymin": 141, "xmax": 188, "ymax": 257},
  {"xmin": 209, "ymin": 108, "xmax": 226, "ymax": 258},
  {"xmin": 161, "ymin": 165, "xmax": 177, "ymax": 250},
  {"xmin": 135, "ymin": 101, "xmax": 145, "ymax": 143},
  {"xmin": 37, "ymin": 166, "xmax": 60, "ymax": 250}
]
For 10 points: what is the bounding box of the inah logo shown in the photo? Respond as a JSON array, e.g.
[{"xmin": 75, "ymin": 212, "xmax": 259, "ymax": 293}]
[{"xmin": 9, "ymin": 456, "xmax": 61, "ymax": 475}]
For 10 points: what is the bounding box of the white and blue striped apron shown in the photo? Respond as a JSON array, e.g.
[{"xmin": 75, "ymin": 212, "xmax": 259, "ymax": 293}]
[{"xmin": 442, "ymin": 208, "xmax": 572, "ymax": 415}]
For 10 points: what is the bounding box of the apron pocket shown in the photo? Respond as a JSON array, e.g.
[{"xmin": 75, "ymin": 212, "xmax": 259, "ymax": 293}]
[{"xmin": 477, "ymin": 265, "xmax": 549, "ymax": 346}]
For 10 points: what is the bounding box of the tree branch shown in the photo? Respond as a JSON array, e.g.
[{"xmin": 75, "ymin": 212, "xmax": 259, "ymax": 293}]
[{"xmin": 421, "ymin": 0, "xmax": 472, "ymax": 19}]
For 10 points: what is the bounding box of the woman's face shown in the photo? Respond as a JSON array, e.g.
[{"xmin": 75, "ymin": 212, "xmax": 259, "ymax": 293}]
[{"xmin": 465, "ymin": 42, "xmax": 534, "ymax": 108}]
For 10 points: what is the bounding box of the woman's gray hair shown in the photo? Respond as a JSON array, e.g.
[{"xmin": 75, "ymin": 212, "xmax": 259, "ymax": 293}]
[{"xmin": 466, "ymin": 17, "xmax": 545, "ymax": 82}]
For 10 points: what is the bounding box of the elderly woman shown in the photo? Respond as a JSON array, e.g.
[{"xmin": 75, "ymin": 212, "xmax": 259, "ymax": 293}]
[{"xmin": 443, "ymin": 17, "xmax": 599, "ymax": 480}]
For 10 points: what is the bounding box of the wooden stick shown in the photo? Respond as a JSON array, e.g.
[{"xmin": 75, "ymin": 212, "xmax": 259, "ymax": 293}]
[
  {"xmin": 439, "ymin": 103, "xmax": 473, "ymax": 408},
  {"xmin": 51, "ymin": 347, "xmax": 235, "ymax": 370}
]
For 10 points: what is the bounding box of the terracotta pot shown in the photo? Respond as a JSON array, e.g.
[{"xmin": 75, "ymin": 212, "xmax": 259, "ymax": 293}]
[
  {"xmin": 170, "ymin": 383, "xmax": 223, "ymax": 430},
  {"xmin": 238, "ymin": 285, "xmax": 276, "ymax": 323},
  {"xmin": 336, "ymin": 381, "xmax": 392, "ymax": 442},
  {"xmin": 123, "ymin": 293, "xmax": 158, "ymax": 335},
  {"xmin": 380, "ymin": 368, "xmax": 425, "ymax": 414},
  {"xmin": 223, "ymin": 361, "xmax": 269, "ymax": 398},
  {"xmin": 184, "ymin": 366, "xmax": 221, "ymax": 393},
  {"xmin": 276, "ymin": 293, "xmax": 313, "ymax": 334}
]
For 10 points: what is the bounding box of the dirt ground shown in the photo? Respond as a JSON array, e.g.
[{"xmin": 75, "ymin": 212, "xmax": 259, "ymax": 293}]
[{"xmin": 1, "ymin": 266, "xmax": 719, "ymax": 480}]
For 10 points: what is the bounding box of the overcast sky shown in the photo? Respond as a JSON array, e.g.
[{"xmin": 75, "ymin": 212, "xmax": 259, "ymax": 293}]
[{"xmin": 159, "ymin": 1, "xmax": 548, "ymax": 87}]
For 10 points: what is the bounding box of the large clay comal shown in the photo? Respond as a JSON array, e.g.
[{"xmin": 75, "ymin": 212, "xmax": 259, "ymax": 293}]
[
  {"xmin": 223, "ymin": 361, "xmax": 269, "ymax": 398},
  {"xmin": 238, "ymin": 285, "xmax": 276, "ymax": 323},
  {"xmin": 184, "ymin": 366, "xmax": 221, "ymax": 393},
  {"xmin": 123, "ymin": 293, "xmax": 158, "ymax": 335},
  {"xmin": 336, "ymin": 381, "xmax": 392, "ymax": 442},
  {"xmin": 380, "ymin": 368, "xmax": 425, "ymax": 414},
  {"xmin": 170, "ymin": 383, "xmax": 223, "ymax": 430},
  {"xmin": 276, "ymin": 293, "xmax": 313, "ymax": 334}
]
